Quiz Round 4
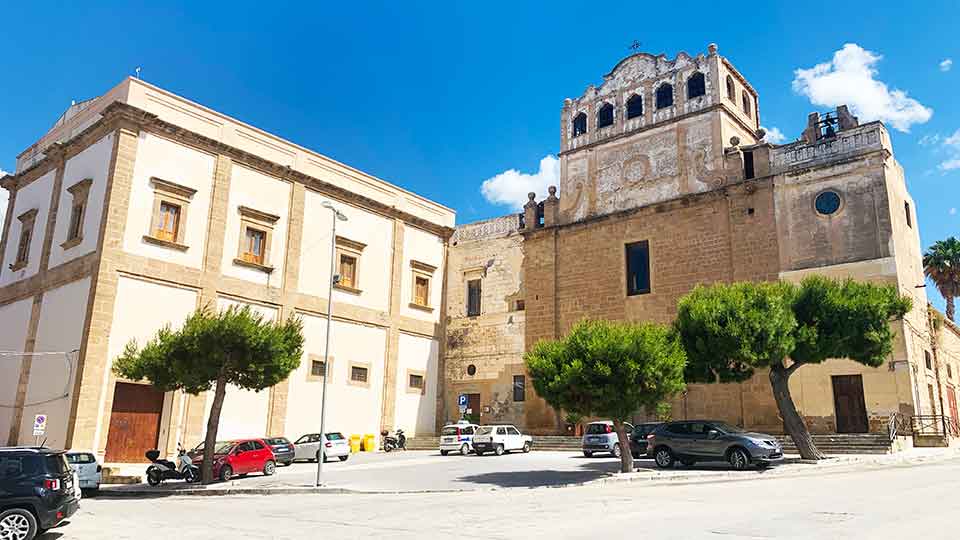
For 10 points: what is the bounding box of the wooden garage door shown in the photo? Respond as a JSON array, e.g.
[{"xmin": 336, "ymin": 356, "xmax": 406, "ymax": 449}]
[
  {"xmin": 832, "ymin": 375, "xmax": 869, "ymax": 434},
  {"xmin": 104, "ymin": 382, "xmax": 165, "ymax": 463}
]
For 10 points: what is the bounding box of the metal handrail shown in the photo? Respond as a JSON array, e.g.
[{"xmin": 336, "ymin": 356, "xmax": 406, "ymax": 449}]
[
  {"xmin": 910, "ymin": 414, "xmax": 959, "ymax": 437},
  {"xmin": 887, "ymin": 412, "xmax": 907, "ymax": 442}
]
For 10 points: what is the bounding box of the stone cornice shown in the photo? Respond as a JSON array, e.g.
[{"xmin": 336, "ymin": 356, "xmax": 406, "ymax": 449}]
[{"xmin": 5, "ymin": 100, "xmax": 455, "ymax": 240}]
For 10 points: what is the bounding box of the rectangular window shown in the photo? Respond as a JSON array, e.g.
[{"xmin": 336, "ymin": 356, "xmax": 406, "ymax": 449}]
[
  {"xmin": 904, "ymin": 201, "xmax": 912, "ymax": 228},
  {"xmin": 156, "ymin": 202, "xmax": 181, "ymax": 242},
  {"xmin": 351, "ymin": 366, "xmax": 368, "ymax": 383},
  {"xmin": 515, "ymin": 299, "xmax": 525, "ymax": 311},
  {"xmin": 513, "ymin": 375, "xmax": 525, "ymax": 402},
  {"xmin": 409, "ymin": 374, "xmax": 424, "ymax": 389},
  {"xmin": 743, "ymin": 150, "xmax": 755, "ymax": 180},
  {"xmin": 12, "ymin": 209, "xmax": 38, "ymax": 270},
  {"xmin": 311, "ymin": 359, "xmax": 326, "ymax": 377},
  {"xmin": 339, "ymin": 254, "xmax": 357, "ymax": 288},
  {"xmin": 925, "ymin": 350, "xmax": 933, "ymax": 370},
  {"xmin": 334, "ymin": 236, "xmax": 366, "ymax": 293},
  {"xmin": 243, "ymin": 227, "xmax": 266, "ymax": 265},
  {"xmin": 414, "ymin": 276, "xmax": 430, "ymax": 306},
  {"xmin": 948, "ymin": 364, "xmax": 953, "ymax": 379},
  {"xmin": 625, "ymin": 241, "xmax": 651, "ymax": 296},
  {"xmin": 467, "ymin": 279, "xmax": 482, "ymax": 316},
  {"xmin": 68, "ymin": 201, "xmax": 85, "ymax": 241},
  {"xmin": 63, "ymin": 178, "xmax": 92, "ymax": 247}
]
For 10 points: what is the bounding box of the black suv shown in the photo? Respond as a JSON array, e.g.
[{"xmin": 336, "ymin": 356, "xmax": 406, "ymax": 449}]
[
  {"xmin": 0, "ymin": 447, "xmax": 79, "ymax": 540},
  {"xmin": 646, "ymin": 420, "xmax": 784, "ymax": 470}
]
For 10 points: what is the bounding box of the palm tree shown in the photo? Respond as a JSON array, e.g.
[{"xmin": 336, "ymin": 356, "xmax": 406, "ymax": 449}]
[{"xmin": 923, "ymin": 237, "xmax": 960, "ymax": 321}]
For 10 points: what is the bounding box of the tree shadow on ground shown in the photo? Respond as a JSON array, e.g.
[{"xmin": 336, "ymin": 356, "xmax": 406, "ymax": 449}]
[{"xmin": 455, "ymin": 469, "xmax": 608, "ymax": 488}]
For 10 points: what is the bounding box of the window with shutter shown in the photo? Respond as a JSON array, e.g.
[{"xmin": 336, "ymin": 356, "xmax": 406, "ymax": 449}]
[{"xmin": 467, "ymin": 279, "xmax": 482, "ymax": 316}]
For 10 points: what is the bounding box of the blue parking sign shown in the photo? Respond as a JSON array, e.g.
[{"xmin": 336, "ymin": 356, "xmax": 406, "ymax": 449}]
[{"xmin": 458, "ymin": 394, "xmax": 468, "ymax": 407}]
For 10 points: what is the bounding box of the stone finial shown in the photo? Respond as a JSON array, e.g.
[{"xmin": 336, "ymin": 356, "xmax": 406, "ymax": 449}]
[
  {"xmin": 524, "ymin": 191, "xmax": 537, "ymax": 208},
  {"xmin": 708, "ymin": 43, "xmax": 718, "ymax": 55},
  {"xmin": 564, "ymin": 98, "xmax": 573, "ymax": 107},
  {"xmin": 547, "ymin": 186, "xmax": 558, "ymax": 199},
  {"xmin": 729, "ymin": 136, "xmax": 740, "ymax": 147}
]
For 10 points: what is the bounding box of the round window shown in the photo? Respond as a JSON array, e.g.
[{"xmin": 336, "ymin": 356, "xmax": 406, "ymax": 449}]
[
  {"xmin": 814, "ymin": 190, "xmax": 842, "ymax": 215},
  {"xmin": 466, "ymin": 364, "xmax": 477, "ymax": 376}
]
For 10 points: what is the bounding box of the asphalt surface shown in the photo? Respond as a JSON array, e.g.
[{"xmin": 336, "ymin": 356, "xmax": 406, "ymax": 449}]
[{"xmin": 51, "ymin": 455, "xmax": 960, "ymax": 539}]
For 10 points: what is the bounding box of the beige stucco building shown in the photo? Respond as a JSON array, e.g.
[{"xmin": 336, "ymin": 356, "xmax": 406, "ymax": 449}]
[
  {"xmin": 0, "ymin": 78, "xmax": 453, "ymax": 462},
  {"xmin": 444, "ymin": 44, "xmax": 960, "ymax": 439}
]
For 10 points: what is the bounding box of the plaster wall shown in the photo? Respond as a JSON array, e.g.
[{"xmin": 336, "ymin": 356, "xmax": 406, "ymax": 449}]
[
  {"xmin": 18, "ymin": 278, "xmax": 90, "ymax": 449},
  {"xmin": 0, "ymin": 170, "xmax": 54, "ymax": 286},
  {"xmin": 122, "ymin": 132, "xmax": 215, "ymax": 269},
  {"xmin": 48, "ymin": 133, "xmax": 113, "ymax": 268},
  {"xmin": 393, "ymin": 333, "xmax": 439, "ymax": 436},
  {"xmin": 283, "ymin": 313, "xmax": 387, "ymax": 443},
  {"xmin": 220, "ymin": 164, "xmax": 291, "ymax": 287},
  {"xmin": 0, "ymin": 298, "xmax": 34, "ymax": 443}
]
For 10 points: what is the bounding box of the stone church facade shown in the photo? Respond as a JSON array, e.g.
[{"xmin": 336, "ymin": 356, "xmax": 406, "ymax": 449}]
[{"xmin": 442, "ymin": 44, "xmax": 960, "ymax": 436}]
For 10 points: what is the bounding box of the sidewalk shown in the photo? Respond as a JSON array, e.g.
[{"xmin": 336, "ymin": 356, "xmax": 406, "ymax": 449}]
[{"xmin": 95, "ymin": 446, "xmax": 960, "ymax": 498}]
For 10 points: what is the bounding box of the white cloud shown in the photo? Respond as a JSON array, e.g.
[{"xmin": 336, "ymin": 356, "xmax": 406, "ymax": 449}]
[
  {"xmin": 950, "ymin": 208, "xmax": 957, "ymax": 216},
  {"xmin": 919, "ymin": 134, "xmax": 941, "ymax": 146},
  {"xmin": 940, "ymin": 58, "xmax": 953, "ymax": 72},
  {"xmin": 761, "ymin": 126, "xmax": 786, "ymax": 144},
  {"xmin": 938, "ymin": 129, "xmax": 960, "ymax": 171},
  {"xmin": 481, "ymin": 155, "xmax": 559, "ymax": 211},
  {"xmin": 792, "ymin": 43, "xmax": 932, "ymax": 132}
]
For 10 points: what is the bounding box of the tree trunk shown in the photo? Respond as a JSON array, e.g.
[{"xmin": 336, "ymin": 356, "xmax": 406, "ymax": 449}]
[
  {"xmin": 947, "ymin": 296, "xmax": 955, "ymax": 322},
  {"xmin": 201, "ymin": 374, "xmax": 228, "ymax": 484},
  {"xmin": 612, "ymin": 419, "xmax": 633, "ymax": 473},
  {"xmin": 769, "ymin": 365, "xmax": 825, "ymax": 460}
]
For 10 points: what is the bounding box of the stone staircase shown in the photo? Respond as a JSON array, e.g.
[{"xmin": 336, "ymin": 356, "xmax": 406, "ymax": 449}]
[
  {"xmin": 775, "ymin": 433, "xmax": 893, "ymax": 455},
  {"xmin": 407, "ymin": 435, "xmax": 583, "ymax": 452}
]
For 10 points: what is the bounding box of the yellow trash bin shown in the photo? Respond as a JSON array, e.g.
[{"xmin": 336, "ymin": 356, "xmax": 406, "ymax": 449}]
[
  {"xmin": 363, "ymin": 433, "xmax": 376, "ymax": 452},
  {"xmin": 349, "ymin": 434, "xmax": 362, "ymax": 453}
]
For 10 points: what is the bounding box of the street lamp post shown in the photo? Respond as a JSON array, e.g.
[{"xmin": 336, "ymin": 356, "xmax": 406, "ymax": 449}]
[{"xmin": 317, "ymin": 201, "xmax": 347, "ymax": 487}]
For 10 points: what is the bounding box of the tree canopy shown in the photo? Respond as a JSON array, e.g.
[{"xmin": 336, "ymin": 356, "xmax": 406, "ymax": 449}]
[
  {"xmin": 525, "ymin": 319, "xmax": 686, "ymax": 472},
  {"xmin": 923, "ymin": 236, "xmax": 960, "ymax": 321}
]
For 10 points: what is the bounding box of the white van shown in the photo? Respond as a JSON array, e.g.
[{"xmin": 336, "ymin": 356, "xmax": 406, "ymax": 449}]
[
  {"xmin": 472, "ymin": 425, "xmax": 533, "ymax": 456},
  {"xmin": 440, "ymin": 421, "xmax": 479, "ymax": 455},
  {"xmin": 65, "ymin": 450, "xmax": 102, "ymax": 491}
]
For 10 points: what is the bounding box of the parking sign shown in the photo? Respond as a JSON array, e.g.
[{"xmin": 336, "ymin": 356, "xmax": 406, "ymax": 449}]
[
  {"xmin": 33, "ymin": 414, "xmax": 47, "ymax": 437},
  {"xmin": 458, "ymin": 395, "xmax": 468, "ymax": 407}
]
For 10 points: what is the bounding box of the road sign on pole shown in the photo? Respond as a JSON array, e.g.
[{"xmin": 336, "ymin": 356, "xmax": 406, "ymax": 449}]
[{"xmin": 458, "ymin": 394, "xmax": 468, "ymax": 415}]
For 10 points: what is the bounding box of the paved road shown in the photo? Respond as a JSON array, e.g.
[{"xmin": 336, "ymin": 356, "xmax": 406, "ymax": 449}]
[{"xmin": 53, "ymin": 457, "xmax": 960, "ymax": 539}]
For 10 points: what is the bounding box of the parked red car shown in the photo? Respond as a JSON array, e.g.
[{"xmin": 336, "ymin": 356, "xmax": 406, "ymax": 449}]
[{"xmin": 207, "ymin": 439, "xmax": 277, "ymax": 482}]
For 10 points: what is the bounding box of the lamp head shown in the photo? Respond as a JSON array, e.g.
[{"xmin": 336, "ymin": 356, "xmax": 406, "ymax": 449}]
[{"xmin": 321, "ymin": 200, "xmax": 348, "ymax": 221}]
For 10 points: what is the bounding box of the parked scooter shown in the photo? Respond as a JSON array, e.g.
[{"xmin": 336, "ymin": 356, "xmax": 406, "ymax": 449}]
[
  {"xmin": 380, "ymin": 429, "xmax": 406, "ymax": 452},
  {"xmin": 145, "ymin": 444, "xmax": 200, "ymax": 486}
]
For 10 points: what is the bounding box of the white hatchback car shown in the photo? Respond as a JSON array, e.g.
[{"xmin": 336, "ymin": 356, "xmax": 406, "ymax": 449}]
[
  {"xmin": 65, "ymin": 450, "xmax": 102, "ymax": 491},
  {"xmin": 293, "ymin": 432, "xmax": 351, "ymax": 462},
  {"xmin": 439, "ymin": 421, "xmax": 479, "ymax": 455},
  {"xmin": 472, "ymin": 425, "xmax": 533, "ymax": 456}
]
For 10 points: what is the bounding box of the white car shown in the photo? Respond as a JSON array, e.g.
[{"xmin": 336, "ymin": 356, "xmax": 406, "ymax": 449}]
[
  {"xmin": 65, "ymin": 450, "xmax": 102, "ymax": 491},
  {"xmin": 293, "ymin": 432, "xmax": 351, "ymax": 462},
  {"xmin": 439, "ymin": 421, "xmax": 480, "ymax": 455},
  {"xmin": 472, "ymin": 425, "xmax": 533, "ymax": 456}
]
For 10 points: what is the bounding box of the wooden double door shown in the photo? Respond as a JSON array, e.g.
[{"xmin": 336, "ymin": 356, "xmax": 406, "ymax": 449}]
[
  {"xmin": 832, "ymin": 375, "xmax": 869, "ymax": 434},
  {"xmin": 104, "ymin": 382, "xmax": 165, "ymax": 463}
]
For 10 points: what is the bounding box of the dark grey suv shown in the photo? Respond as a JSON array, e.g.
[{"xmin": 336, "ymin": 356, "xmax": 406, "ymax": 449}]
[{"xmin": 646, "ymin": 420, "xmax": 783, "ymax": 470}]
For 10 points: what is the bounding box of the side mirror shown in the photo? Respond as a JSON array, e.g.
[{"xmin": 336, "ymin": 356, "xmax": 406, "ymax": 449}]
[{"xmin": 707, "ymin": 430, "xmax": 719, "ymax": 439}]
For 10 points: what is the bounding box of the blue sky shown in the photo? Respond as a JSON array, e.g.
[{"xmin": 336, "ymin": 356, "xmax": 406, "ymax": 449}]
[{"xmin": 1, "ymin": 1, "xmax": 957, "ymax": 306}]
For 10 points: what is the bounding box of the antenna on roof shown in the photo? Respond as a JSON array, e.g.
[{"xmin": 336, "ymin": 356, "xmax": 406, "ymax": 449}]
[
  {"xmin": 135, "ymin": 66, "xmax": 141, "ymax": 79},
  {"xmin": 629, "ymin": 40, "xmax": 642, "ymax": 52}
]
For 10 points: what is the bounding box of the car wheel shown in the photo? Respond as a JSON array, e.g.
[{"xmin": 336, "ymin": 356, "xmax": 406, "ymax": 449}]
[
  {"xmin": 583, "ymin": 451, "xmax": 593, "ymax": 458},
  {"xmin": 263, "ymin": 460, "xmax": 276, "ymax": 476},
  {"xmin": 220, "ymin": 465, "xmax": 233, "ymax": 482},
  {"xmin": 494, "ymin": 444, "xmax": 505, "ymax": 456},
  {"xmin": 338, "ymin": 455, "xmax": 349, "ymax": 462},
  {"xmin": 612, "ymin": 443, "xmax": 622, "ymax": 458},
  {"xmin": 680, "ymin": 459, "xmax": 696, "ymax": 467},
  {"xmin": 440, "ymin": 450, "xmax": 449, "ymax": 456},
  {"xmin": 460, "ymin": 443, "xmax": 470, "ymax": 456},
  {"xmin": 654, "ymin": 447, "xmax": 674, "ymax": 469},
  {"xmin": 728, "ymin": 448, "xmax": 751, "ymax": 471},
  {"xmin": 522, "ymin": 441, "xmax": 531, "ymax": 453},
  {"xmin": 0, "ymin": 508, "xmax": 38, "ymax": 540}
]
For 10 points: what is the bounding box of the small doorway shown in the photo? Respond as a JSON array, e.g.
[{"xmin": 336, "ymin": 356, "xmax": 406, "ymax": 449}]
[
  {"xmin": 947, "ymin": 387, "xmax": 959, "ymax": 430},
  {"xmin": 104, "ymin": 382, "xmax": 165, "ymax": 463},
  {"xmin": 462, "ymin": 393, "xmax": 481, "ymax": 424},
  {"xmin": 831, "ymin": 375, "xmax": 869, "ymax": 433}
]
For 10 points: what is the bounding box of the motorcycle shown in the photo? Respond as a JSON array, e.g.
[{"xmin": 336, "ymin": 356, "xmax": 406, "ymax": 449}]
[
  {"xmin": 145, "ymin": 444, "xmax": 200, "ymax": 486},
  {"xmin": 380, "ymin": 429, "xmax": 406, "ymax": 452}
]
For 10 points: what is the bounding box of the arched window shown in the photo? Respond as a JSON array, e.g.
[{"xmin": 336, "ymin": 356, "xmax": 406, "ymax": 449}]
[
  {"xmin": 741, "ymin": 93, "xmax": 751, "ymax": 117},
  {"xmin": 597, "ymin": 103, "xmax": 614, "ymax": 129},
  {"xmin": 687, "ymin": 72, "xmax": 706, "ymax": 99},
  {"xmin": 572, "ymin": 112, "xmax": 588, "ymax": 137},
  {"xmin": 726, "ymin": 75, "xmax": 735, "ymax": 100},
  {"xmin": 655, "ymin": 84, "xmax": 674, "ymax": 109},
  {"xmin": 626, "ymin": 94, "xmax": 643, "ymax": 119}
]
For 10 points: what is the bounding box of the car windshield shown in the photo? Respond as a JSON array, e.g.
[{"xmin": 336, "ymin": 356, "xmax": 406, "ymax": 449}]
[
  {"xmin": 712, "ymin": 422, "xmax": 746, "ymax": 434},
  {"xmin": 586, "ymin": 423, "xmax": 611, "ymax": 435},
  {"xmin": 265, "ymin": 438, "xmax": 288, "ymax": 445},
  {"xmin": 326, "ymin": 433, "xmax": 345, "ymax": 441},
  {"xmin": 476, "ymin": 427, "xmax": 493, "ymax": 435},
  {"xmin": 441, "ymin": 426, "xmax": 458, "ymax": 436},
  {"xmin": 45, "ymin": 454, "xmax": 69, "ymax": 474},
  {"xmin": 214, "ymin": 441, "xmax": 236, "ymax": 454},
  {"xmin": 66, "ymin": 453, "xmax": 96, "ymax": 464}
]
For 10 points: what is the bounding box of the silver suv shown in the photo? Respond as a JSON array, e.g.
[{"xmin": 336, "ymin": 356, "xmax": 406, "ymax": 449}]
[
  {"xmin": 581, "ymin": 421, "xmax": 633, "ymax": 458},
  {"xmin": 647, "ymin": 420, "xmax": 783, "ymax": 470}
]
